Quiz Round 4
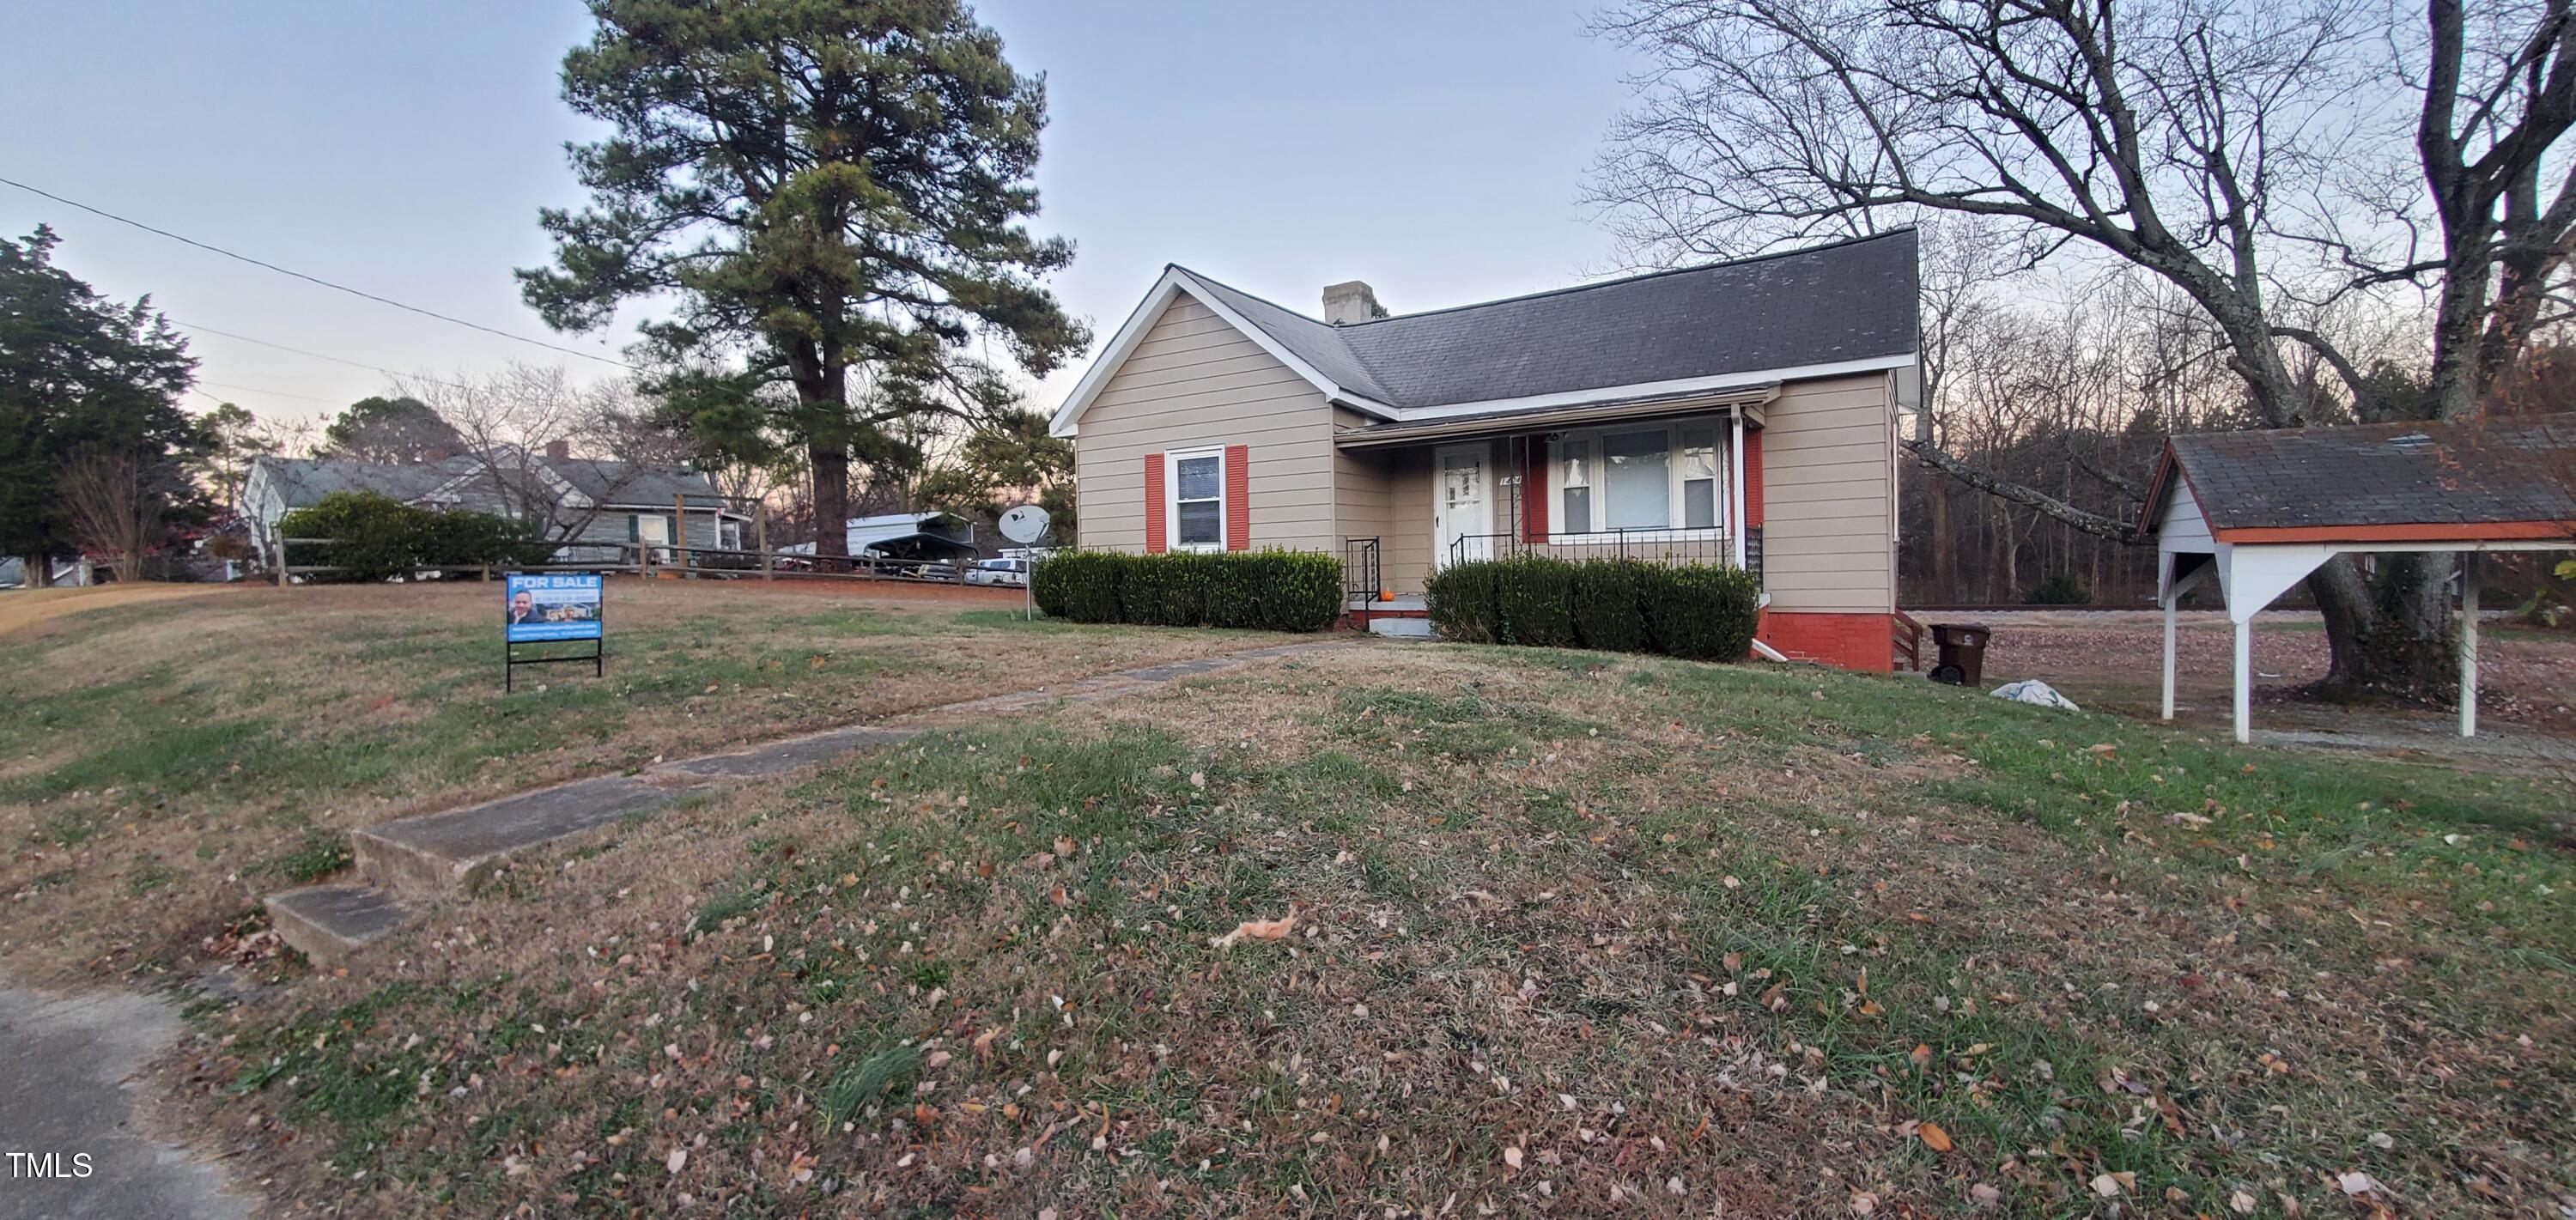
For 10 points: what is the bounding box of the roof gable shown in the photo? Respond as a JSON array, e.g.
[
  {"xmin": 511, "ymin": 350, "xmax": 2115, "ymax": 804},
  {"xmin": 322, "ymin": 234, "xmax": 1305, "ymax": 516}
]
[
  {"xmin": 2146, "ymin": 414, "xmax": 2576, "ymax": 537},
  {"xmin": 1051, "ymin": 231, "xmax": 1919, "ymax": 436}
]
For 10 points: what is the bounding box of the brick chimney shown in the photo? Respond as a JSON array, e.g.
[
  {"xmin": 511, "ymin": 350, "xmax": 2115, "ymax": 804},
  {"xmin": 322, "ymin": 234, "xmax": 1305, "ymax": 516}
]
[
  {"xmin": 1321, "ymin": 281, "xmax": 1383, "ymax": 325},
  {"xmin": 544, "ymin": 439, "xmax": 569, "ymax": 462}
]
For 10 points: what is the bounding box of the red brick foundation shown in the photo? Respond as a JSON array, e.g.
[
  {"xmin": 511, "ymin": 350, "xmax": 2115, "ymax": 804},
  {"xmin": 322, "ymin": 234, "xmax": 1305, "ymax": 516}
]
[{"xmin": 1756, "ymin": 610, "xmax": 1893, "ymax": 672}]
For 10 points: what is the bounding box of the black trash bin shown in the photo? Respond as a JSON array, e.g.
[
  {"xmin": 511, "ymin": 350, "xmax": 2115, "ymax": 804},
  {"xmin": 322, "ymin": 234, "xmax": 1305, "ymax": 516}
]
[{"xmin": 1927, "ymin": 622, "xmax": 1992, "ymax": 686}]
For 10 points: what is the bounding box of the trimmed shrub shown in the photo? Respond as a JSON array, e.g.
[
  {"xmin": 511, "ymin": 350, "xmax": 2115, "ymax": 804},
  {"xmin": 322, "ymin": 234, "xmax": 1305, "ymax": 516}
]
[
  {"xmin": 1033, "ymin": 550, "xmax": 1126, "ymax": 622},
  {"xmin": 1030, "ymin": 552, "xmax": 1075, "ymax": 618},
  {"xmin": 1570, "ymin": 559, "xmax": 1651, "ymax": 652},
  {"xmin": 1122, "ymin": 552, "xmax": 1206, "ymax": 627},
  {"xmin": 1431, "ymin": 556, "xmax": 1761, "ymax": 665},
  {"xmin": 1030, "ymin": 549, "xmax": 1341, "ymax": 632},
  {"xmin": 1249, "ymin": 550, "xmax": 1343, "ymax": 631},
  {"xmin": 1492, "ymin": 555, "xmax": 1579, "ymax": 648},
  {"xmin": 276, "ymin": 492, "xmax": 536, "ymax": 583},
  {"xmin": 1424, "ymin": 561, "xmax": 1501, "ymax": 642},
  {"xmin": 1641, "ymin": 564, "xmax": 1763, "ymax": 661}
]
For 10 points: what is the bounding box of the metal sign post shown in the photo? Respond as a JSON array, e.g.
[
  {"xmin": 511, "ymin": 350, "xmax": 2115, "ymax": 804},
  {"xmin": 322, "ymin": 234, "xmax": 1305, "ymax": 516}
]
[
  {"xmin": 504, "ymin": 572, "xmax": 606, "ymax": 691},
  {"xmin": 998, "ymin": 504, "xmax": 1052, "ymax": 621}
]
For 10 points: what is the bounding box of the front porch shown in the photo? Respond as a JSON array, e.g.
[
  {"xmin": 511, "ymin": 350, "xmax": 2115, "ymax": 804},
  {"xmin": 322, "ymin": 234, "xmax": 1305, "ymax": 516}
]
[{"xmin": 1330, "ymin": 393, "xmax": 1769, "ymax": 604}]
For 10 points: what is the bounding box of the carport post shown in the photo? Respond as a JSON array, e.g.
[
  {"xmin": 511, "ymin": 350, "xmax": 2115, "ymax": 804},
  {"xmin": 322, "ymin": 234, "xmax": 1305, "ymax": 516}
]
[
  {"xmin": 2459, "ymin": 553, "xmax": 2479, "ymax": 737},
  {"xmin": 2232, "ymin": 615, "xmax": 2251, "ymax": 744},
  {"xmin": 2160, "ymin": 589, "xmax": 2178, "ymax": 721}
]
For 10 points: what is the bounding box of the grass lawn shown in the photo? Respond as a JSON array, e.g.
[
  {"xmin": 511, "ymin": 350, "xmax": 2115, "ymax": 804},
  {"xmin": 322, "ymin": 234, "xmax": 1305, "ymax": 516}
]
[
  {"xmin": 0, "ymin": 580, "xmax": 1309, "ymax": 985},
  {"xmin": 161, "ymin": 642, "xmax": 2573, "ymax": 1217}
]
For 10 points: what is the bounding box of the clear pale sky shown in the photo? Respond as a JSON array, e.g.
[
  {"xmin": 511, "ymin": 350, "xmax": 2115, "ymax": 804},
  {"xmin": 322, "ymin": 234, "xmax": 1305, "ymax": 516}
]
[{"xmin": 2, "ymin": 2, "xmax": 1641, "ymax": 428}]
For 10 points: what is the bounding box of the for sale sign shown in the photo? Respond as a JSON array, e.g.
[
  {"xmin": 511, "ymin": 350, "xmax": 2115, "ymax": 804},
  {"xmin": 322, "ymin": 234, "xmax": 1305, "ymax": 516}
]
[{"xmin": 503, "ymin": 573, "xmax": 603, "ymax": 643}]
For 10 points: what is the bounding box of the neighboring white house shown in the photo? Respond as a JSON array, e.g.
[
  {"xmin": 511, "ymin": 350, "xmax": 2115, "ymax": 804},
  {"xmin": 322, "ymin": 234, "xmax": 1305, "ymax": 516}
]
[{"xmin": 242, "ymin": 445, "xmax": 752, "ymax": 569}]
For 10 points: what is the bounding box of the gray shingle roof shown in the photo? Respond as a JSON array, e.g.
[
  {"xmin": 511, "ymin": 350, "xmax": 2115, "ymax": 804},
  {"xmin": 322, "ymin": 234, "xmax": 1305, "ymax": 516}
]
[
  {"xmin": 2166, "ymin": 414, "xmax": 2576, "ymax": 531},
  {"xmin": 1178, "ymin": 229, "xmax": 1917, "ymax": 410},
  {"xmin": 252, "ymin": 456, "xmax": 471, "ymax": 508}
]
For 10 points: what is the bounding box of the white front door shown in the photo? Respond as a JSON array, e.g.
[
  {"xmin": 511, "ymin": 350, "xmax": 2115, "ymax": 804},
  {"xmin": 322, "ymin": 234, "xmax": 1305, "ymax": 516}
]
[
  {"xmin": 1434, "ymin": 444, "xmax": 1492, "ymax": 566},
  {"xmin": 636, "ymin": 513, "xmax": 671, "ymax": 562}
]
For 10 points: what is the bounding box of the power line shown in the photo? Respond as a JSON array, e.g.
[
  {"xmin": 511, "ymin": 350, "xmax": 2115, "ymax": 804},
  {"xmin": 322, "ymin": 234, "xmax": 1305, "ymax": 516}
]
[
  {"xmin": 193, "ymin": 379, "xmax": 341, "ymax": 405},
  {"xmin": 168, "ymin": 318, "xmax": 474, "ymax": 391},
  {"xmin": 0, "ymin": 174, "xmax": 635, "ymax": 370}
]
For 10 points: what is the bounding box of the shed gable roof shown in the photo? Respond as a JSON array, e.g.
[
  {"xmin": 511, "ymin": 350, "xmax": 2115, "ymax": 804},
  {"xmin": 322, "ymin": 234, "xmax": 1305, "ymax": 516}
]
[
  {"xmin": 2145, "ymin": 414, "xmax": 2576, "ymax": 537},
  {"xmin": 1051, "ymin": 230, "xmax": 1919, "ymax": 436}
]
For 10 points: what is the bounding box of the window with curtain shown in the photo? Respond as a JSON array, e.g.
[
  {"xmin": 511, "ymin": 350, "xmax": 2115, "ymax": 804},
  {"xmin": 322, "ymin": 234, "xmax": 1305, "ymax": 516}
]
[
  {"xmin": 1173, "ymin": 452, "xmax": 1224, "ymax": 549},
  {"xmin": 1681, "ymin": 424, "xmax": 1718, "ymax": 529},
  {"xmin": 1552, "ymin": 418, "xmax": 1728, "ymax": 533},
  {"xmin": 1559, "ymin": 438, "xmax": 1591, "ymax": 531},
  {"xmin": 1601, "ymin": 429, "xmax": 1669, "ymax": 529}
]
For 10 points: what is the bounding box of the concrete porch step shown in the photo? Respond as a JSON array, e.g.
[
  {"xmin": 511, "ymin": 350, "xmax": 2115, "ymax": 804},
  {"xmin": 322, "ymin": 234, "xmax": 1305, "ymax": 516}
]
[
  {"xmin": 1350, "ymin": 593, "xmax": 1428, "ymax": 613},
  {"xmin": 264, "ymin": 884, "xmax": 416, "ymax": 965},
  {"xmin": 1368, "ymin": 616, "xmax": 1437, "ymax": 640}
]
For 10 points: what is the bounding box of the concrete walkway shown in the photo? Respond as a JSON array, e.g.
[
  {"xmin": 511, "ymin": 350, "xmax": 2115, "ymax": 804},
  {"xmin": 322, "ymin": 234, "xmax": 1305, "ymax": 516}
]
[
  {"xmin": 0, "ymin": 985, "xmax": 251, "ymax": 1220},
  {"xmin": 268, "ymin": 639, "xmax": 1358, "ymax": 962}
]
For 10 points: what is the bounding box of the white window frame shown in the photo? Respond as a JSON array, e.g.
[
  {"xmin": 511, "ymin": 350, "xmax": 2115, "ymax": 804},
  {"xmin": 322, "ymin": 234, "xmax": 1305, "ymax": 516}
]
[
  {"xmin": 1548, "ymin": 416, "xmax": 1729, "ymax": 542},
  {"xmin": 1165, "ymin": 446, "xmax": 1228, "ymax": 552}
]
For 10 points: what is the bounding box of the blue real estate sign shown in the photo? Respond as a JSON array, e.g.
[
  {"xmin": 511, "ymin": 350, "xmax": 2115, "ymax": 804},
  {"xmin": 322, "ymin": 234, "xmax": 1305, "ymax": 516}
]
[{"xmin": 503, "ymin": 573, "xmax": 603, "ymax": 643}]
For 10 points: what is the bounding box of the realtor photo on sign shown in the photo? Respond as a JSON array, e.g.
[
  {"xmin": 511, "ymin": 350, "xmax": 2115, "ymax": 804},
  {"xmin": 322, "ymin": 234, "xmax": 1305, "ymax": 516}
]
[{"xmin": 503, "ymin": 574, "xmax": 603, "ymax": 643}]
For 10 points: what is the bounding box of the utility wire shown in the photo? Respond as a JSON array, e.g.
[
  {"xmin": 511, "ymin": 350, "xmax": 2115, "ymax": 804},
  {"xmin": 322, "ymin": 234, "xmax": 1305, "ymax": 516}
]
[
  {"xmin": 193, "ymin": 379, "xmax": 341, "ymax": 405},
  {"xmin": 168, "ymin": 318, "xmax": 474, "ymax": 391},
  {"xmin": 0, "ymin": 174, "xmax": 634, "ymax": 370}
]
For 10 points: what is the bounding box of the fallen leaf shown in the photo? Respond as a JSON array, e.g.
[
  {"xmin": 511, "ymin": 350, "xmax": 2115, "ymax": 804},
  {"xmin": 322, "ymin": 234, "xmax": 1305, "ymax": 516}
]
[
  {"xmin": 1969, "ymin": 1182, "xmax": 2001, "ymax": 1209},
  {"xmin": 1212, "ymin": 907, "xmax": 1297, "ymax": 949},
  {"xmin": 1054, "ymin": 835, "xmax": 1076, "ymax": 858},
  {"xmin": 2337, "ymin": 1170, "xmax": 2379, "ymax": 1197},
  {"xmin": 1502, "ymin": 1145, "xmax": 1523, "ymax": 1171},
  {"xmin": 1917, "ymin": 1121, "xmax": 1953, "ymax": 1152},
  {"xmin": 2090, "ymin": 1172, "xmax": 2132, "ymax": 1198},
  {"xmin": 666, "ymin": 1148, "xmax": 688, "ymax": 1174}
]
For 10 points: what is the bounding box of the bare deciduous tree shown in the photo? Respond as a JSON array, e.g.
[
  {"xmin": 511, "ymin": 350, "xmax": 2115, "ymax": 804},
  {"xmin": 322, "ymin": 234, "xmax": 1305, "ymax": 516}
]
[
  {"xmin": 1590, "ymin": 0, "xmax": 2576, "ymax": 698},
  {"xmin": 60, "ymin": 449, "xmax": 168, "ymax": 583}
]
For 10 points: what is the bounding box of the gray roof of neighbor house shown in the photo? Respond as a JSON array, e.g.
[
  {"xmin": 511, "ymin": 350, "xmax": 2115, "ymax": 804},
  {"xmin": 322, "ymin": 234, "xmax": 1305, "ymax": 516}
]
[
  {"xmin": 545, "ymin": 458, "xmax": 731, "ymax": 509},
  {"xmin": 1177, "ymin": 229, "xmax": 1918, "ymax": 410},
  {"xmin": 251, "ymin": 456, "xmax": 470, "ymax": 508},
  {"xmin": 2150, "ymin": 413, "xmax": 2576, "ymax": 534}
]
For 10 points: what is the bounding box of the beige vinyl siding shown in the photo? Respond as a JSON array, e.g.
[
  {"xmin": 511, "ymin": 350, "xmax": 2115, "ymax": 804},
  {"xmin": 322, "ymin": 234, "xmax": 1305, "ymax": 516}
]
[
  {"xmin": 1333, "ymin": 407, "xmax": 1396, "ymax": 590},
  {"xmin": 1071, "ymin": 295, "xmax": 1337, "ymax": 552},
  {"xmin": 1382, "ymin": 448, "xmax": 1437, "ymax": 594},
  {"xmin": 1759, "ymin": 373, "xmax": 1896, "ymax": 612}
]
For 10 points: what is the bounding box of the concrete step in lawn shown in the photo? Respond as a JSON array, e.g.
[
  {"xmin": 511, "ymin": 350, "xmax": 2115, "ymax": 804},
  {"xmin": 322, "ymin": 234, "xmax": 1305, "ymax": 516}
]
[
  {"xmin": 265, "ymin": 640, "xmax": 1354, "ymax": 965},
  {"xmin": 1367, "ymin": 616, "xmax": 1436, "ymax": 640}
]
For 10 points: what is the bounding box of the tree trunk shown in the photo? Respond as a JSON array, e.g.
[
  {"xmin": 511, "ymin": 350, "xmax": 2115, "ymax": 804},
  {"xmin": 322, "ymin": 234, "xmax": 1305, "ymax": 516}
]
[
  {"xmin": 810, "ymin": 441, "xmax": 850, "ymax": 561},
  {"xmin": 21, "ymin": 554, "xmax": 47, "ymax": 588},
  {"xmin": 1929, "ymin": 480, "xmax": 1953, "ymax": 601},
  {"xmin": 2306, "ymin": 554, "xmax": 2459, "ymax": 699}
]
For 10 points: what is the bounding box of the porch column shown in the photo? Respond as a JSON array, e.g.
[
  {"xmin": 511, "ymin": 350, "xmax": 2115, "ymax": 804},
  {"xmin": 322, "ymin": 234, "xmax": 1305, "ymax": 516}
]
[
  {"xmin": 2459, "ymin": 552, "xmax": 2479, "ymax": 737},
  {"xmin": 1729, "ymin": 411, "xmax": 1747, "ymax": 570},
  {"xmin": 2232, "ymin": 615, "xmax": 2251, "ymax": 744}
]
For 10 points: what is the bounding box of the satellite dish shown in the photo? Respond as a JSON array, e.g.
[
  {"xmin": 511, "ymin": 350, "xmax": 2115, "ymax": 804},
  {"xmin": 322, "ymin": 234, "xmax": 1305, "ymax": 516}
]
[{"xmin": 999, "ymin": 504, "xmax": 1051, "ymax": 545}]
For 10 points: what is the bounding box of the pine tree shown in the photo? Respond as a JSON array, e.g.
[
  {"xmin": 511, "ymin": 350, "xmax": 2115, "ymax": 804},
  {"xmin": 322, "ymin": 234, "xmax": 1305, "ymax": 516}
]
[{"xmin": 519, "ymin": 0, "xmax": 1088, "ymax": 559}]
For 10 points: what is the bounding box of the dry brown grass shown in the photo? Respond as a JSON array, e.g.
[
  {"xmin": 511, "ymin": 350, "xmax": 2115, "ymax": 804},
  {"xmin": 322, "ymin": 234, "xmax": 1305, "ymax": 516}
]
[
  {"xmin": 0, "ymin": 580, "xmax": 1309, "ymax": 985},
  {"xmin": 161, "ymin": 643, "xmax": 2573, "ymax": 1217}
]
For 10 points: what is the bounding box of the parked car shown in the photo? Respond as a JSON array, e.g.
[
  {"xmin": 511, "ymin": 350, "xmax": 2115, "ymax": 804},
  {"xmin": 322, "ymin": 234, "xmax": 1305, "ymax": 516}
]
[{"xmin": 967, "ymin": 557, "xmax": 1030, "ymax": 587}]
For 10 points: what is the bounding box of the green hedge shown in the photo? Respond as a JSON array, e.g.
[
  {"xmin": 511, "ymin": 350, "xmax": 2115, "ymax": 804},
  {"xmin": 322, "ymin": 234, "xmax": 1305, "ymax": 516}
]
[
  {"xmin": 1030, "ymin": 549, "xmax": 1342, "ymax": 632},
  {"xmin": 1426, "ymin": 556, "xmax": 1760, "ymax": 662},
  {"xmin": 277, "ymin": 492, "xmax": 550, "ymax": 582}
]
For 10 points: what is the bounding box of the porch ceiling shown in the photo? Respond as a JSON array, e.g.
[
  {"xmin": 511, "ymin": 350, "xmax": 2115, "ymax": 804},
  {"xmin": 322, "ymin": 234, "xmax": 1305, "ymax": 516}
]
[{"xmin": 1331, "ymin": 383, "xmax": 1776, "ymax": 449}]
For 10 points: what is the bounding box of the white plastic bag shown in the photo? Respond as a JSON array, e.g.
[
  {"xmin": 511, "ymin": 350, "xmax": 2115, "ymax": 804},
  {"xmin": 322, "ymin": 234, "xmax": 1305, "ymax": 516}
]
[{"xmin": 1989, "ymin": 679, "xmax": 2081, "ymax": 712}]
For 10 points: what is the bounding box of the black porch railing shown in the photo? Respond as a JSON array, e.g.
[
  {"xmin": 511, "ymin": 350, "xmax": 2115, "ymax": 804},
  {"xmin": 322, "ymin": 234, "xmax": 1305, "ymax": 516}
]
[
  {"xmin": 1344, "ymin": 536, "xmax": 1382, "ymax": 602},
  {"xmin": 1447, "ymin": 525, "xmax": 1759, "ymax": 580}
]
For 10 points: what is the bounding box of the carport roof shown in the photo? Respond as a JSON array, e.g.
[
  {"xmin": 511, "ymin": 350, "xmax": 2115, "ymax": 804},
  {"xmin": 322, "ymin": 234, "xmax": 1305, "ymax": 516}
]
[{"xmin": 2143, "ymin": 414, "xmax": 2576, "ymax": 543}]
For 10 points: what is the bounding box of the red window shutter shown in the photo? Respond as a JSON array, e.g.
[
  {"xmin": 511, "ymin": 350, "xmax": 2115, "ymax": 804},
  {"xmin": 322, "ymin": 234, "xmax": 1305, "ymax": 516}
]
[
  {"xmin": 1520, "ymin": 444, "xmax": 1547, "ymax": 543},
  {"xmin": 1744, "ymin": 429, "xmax": 1765, "ymax": 529},
  {"xmin": 1223, "ymin": 445, "xmax": 1251, "ymax": 550},
  {"xmin": 1143, "ymin": 453, "xmax": 1167, "ymax": 553}
]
